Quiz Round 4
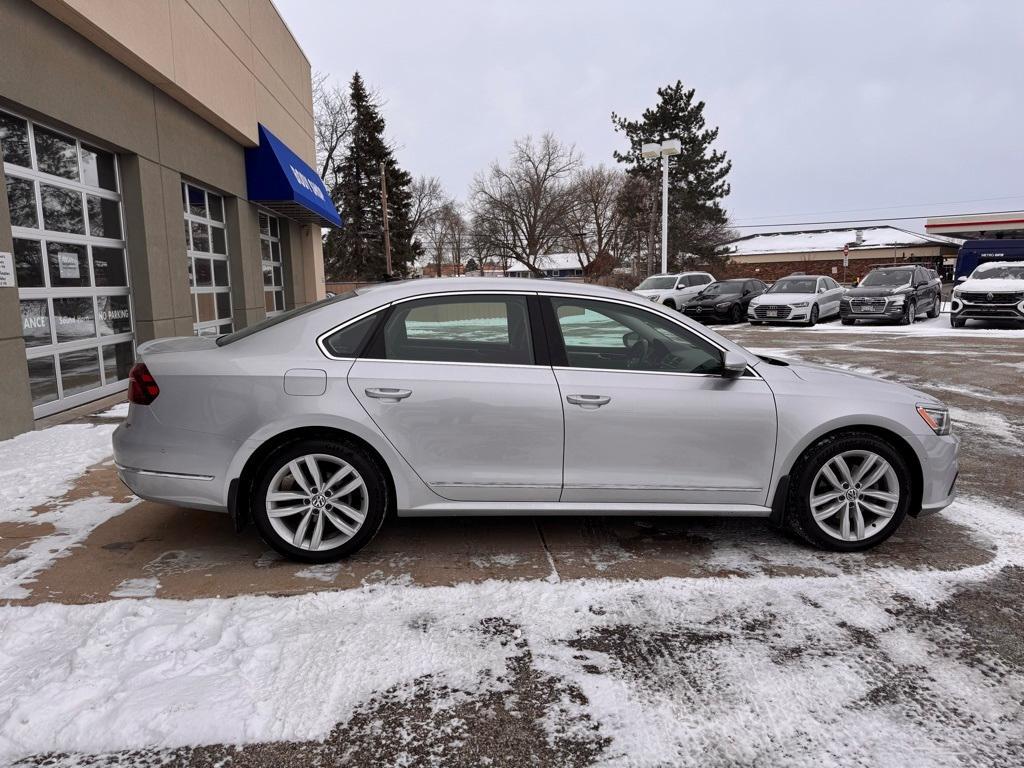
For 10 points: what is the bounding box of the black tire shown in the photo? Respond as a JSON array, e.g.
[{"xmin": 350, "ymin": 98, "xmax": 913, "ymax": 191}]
[
  {"xmin": 785, "ymin": 431, "xmax": 910, "ymax": 552},
  {"xmin": 841, "ymin": 317, "xmax": 855, "ymax": 326},
  {"xmin": 749, "ymin": 320, "xmax": 763, "ymax": 325},
  {"xmin": 927, "ymin": 296, "xmax": 940, "ymax": 318},
  {"xmin": 251, "ymin": 438, "xmax": 388, "ymax": 563},
  {"xmin": 730, "ymin": 304, "xmax": 744, "ymax": 324},
  {"xmin": 662, "ymin": 299, "xmax": 677, "ymax": 311},
  {"xmin": 950, "ymin": 315, "xmax": 965, "ymax": 328},
  {"xmin": 898, "ymin": 300, "xmax": 915, "ymax": 325},
  {"xmin": 805, "ymin": 304, "xmax": 819, "ymax": 327}
]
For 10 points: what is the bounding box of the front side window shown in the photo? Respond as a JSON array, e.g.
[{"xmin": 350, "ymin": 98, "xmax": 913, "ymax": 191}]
[
  {"xmin": 380, "ymin": 295, "xmax": 533, "ymax": 365},
  {"xmin": 2, "ymin": 109, "xmax": 133, "ymax": 416},
  {"xmin": 259, "ymin": 211, "xmax": 286, "ymax": 316},
  {"xmin": 550, "ymin": 297, "xmax": 723, "ymax": 375},
  {"xmin": 183, "ymin": 182, "xmax": 231, "ymax": 336}
]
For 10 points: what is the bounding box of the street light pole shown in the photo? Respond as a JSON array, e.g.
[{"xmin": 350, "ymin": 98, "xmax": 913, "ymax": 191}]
[{"xmin": 642, "ymin": 139, "xmax": 681, "ymax": 274}]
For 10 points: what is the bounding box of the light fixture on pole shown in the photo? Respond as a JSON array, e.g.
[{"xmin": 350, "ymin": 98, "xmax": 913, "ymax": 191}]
[{"xmin": 641, "ymin": 138, "xmax": 681, "ymax": 274}]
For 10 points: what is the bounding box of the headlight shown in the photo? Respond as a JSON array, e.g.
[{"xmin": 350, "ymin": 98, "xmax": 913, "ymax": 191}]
[
  {"xmin": 888, "ymin": 294, "xmax": 905, "ymax": 306},
  {"xmin": 916, "ymin": 404, "xmax": 951, "ymax": 436},
  {"xmin": 952, "ymin": 289, "xmax": 962, "ymax": 298},
  {"xmin": 716, "ymin": 301, "xmax": 732, "ymax": 310},
  {"xmin": 790, "ymin": 301, "xmax": 809, "ymax": 308},
  {"xmin": 648, "ymin": 295, "xmax": 660, "ymax": 302}
]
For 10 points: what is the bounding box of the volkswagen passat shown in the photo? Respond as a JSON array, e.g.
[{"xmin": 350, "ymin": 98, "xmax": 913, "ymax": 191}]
[{"xmin": 113, "ymin": 278, "xmax": 959, "ymax": 562}]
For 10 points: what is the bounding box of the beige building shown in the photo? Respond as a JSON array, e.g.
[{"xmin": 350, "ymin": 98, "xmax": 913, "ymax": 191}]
[
  {"xmin": 720, "ymin": 226, "xmax": 961, "ymax": 283},
  {"xmin": 0, "ymin": 0, "xmax": 338, "ymax": 439}
]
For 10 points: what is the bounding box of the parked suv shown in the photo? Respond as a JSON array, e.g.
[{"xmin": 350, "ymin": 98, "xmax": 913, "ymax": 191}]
[
  {"xmin": 633, "ymin": 272, "xmax": 715, "ymax": 310},
  {"xmin": 840, "ymin": 266, "xmax": 941, "ymax": 325},
  {"xmin": 950, "ymin": 261, "xmax": 1024, "ymax": 327}
]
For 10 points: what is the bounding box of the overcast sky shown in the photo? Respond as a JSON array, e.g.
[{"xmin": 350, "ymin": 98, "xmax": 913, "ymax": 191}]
[{"xmin": 277, "ymin": 0, "xmax": 1024, "ymax": 233}]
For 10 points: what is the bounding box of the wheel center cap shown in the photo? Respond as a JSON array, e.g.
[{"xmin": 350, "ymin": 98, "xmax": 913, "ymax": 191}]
[
  {"xmin": 312, "ymin": 494, "xmax": 326, "ymax": 508},
  {"xmin": 846, "ymin": 489, "xmax": 859, "ymax": 501}
]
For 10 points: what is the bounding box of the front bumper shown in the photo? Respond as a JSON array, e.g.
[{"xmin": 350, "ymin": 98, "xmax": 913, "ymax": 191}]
[
  {"xmin": 950, "ymin": 297, "xmax": 1024, "ymax": 323},
  {"xmin": 683, "ymin": 305, "xmax": 732, "ymax": 322},
  {"xmin": 840, "ymin": 302, "xmax": 906, "ymax": 321},
  {"xmin": 914, "ymin": 432, "xmax": 960, "ymax": 517},
  {"xmin": 748, "ymin": 305, "xmax": 811, "ymax": 322}
]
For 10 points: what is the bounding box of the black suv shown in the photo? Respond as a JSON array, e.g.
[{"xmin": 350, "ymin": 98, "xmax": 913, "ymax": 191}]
[{"xmin": 840, "ymin": 266, "xmax": 941, "ymax": 325}]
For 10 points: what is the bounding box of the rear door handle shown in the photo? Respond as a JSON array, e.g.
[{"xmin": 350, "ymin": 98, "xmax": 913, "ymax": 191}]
[
  {"xmin": 566, "ymin": 394, "xmax": 611, "ymax": 409},
  {"xmin": 365, "ymin": 387, "xmax": 412, "ymax": 402}
]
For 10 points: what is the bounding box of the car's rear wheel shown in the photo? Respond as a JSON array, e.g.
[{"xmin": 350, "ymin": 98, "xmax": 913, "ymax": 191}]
[
  {"xmin": 786, "ymin": 432, "xmax": 910, "ymax": 551},
  {"xmin": 251, "ymin": 439, "xmax": 387, "ymax": 563}
]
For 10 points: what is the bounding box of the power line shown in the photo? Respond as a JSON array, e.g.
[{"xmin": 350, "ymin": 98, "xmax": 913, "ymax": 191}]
[
  {"xmin": 729, "ymin": 208, "xmax": 1024, "ymax": 230},
  {"xmin": 731, "ymin": 194, "xmax": 1024, "ymax": 223}
]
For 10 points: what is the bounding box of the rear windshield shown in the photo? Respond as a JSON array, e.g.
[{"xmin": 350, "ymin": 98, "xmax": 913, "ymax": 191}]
[
  {"xmin": 216, "ymin": 291, "xmax": 357, "ymax": 346},
  {"xmin": 860, "ymin": 269, "xmax": 912, "ymax": 288}
]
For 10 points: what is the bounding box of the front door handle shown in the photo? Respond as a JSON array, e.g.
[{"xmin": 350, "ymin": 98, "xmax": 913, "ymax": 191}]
[
  {"xmin": 365, "ymin": 387, "xmax": 412, "ymax": 402},
  {"xmin": 566, "ymin": 394, "xmax": 611, "ymax": 409}
]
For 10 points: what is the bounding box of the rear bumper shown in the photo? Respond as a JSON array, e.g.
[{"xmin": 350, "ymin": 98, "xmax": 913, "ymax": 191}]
[{"xmin": 112, "ymin": 405, "xmax": 236, "ymax": 511}]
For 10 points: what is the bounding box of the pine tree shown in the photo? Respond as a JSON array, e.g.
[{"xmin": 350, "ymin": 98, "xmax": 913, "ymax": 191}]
[
  {"xmin": 324, "ymin": 72, "xmax": 420, "ymax": 280},
  {"xmin": 612, "ymin": 82, "xmax": 734, "ymax": 268}
]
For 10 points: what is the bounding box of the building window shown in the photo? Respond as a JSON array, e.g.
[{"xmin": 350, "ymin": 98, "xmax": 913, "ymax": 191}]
[
  {"xmin": 1, "ymin": 109, "xmax": 134, "ymax": 416},
  {"xmin": 259, "ymin": 211, "xmax": 285, "ymax": 316},
  {"xmin": 182, "ymin": 182, "xmax": 232, "ymax": 336}
]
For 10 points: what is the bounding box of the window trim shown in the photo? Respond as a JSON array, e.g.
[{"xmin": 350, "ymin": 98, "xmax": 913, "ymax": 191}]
[
  {"xmin": 182, "ymin": 180, "xmax": 231, "ymax": 335},
  {"xmin": 314, "ymin": 289, "xmax": 756, "ymax": 378}
]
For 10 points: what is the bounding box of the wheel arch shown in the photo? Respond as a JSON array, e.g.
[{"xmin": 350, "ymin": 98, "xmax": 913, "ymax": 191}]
[
  {"xmin": 230, "ymin": 425, "xmax": 399, "ymax": 531},
  {"xmin": 771, "ymin": 423, "xmax": 924, "ymax": 525}
]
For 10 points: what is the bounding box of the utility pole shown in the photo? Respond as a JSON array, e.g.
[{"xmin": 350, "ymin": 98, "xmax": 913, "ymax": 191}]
[
  {"xmin": 642, "ymin": 139, "xmax": 681, "ymax": 274},
  {"xmin": 380, "ymin": 161, "xmax": 392, "ymax": 277}
]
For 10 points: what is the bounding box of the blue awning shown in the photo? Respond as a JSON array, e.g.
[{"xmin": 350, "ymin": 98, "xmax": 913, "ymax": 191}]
[{"xmin": 245, "ymin": 124, "xmax": 342, "ymax": 228}]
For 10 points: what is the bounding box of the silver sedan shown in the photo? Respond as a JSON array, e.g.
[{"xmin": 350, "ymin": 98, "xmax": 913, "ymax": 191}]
[{"xmin": 113, "ymin": 278, "xmax": 959, "ymax": 562}]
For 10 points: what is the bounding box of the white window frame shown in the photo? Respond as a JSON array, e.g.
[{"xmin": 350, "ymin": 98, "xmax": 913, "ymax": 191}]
[
  {"xmin": 182, "ymin": 181, "xmax": 233, "ymax": 336},
  {"xmin": 259, "ymin": 210, "xmax": 286, "ymax": 317},
  {"xmin": 3, "ymin": 108, "xmax": 135, "ymax": 418}
]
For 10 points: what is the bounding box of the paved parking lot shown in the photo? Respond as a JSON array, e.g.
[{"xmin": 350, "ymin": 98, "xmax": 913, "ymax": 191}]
[{"xmin": 2, "ymin": 314, "xmax": 1023, "ymax": 766}]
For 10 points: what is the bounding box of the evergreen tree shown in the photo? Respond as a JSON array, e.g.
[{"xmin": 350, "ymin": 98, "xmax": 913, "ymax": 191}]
[
  {"xmin": 612, "ymin": 82, "xmax": 734, "ymax": 267},
  {"xmin": 324, "ymin": 72, "xmax": 420, "ymax": 280}
]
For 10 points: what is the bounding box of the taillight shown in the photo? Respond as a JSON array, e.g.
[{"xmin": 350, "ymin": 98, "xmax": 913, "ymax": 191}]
[{"xmin": 128, "ymin": 362, "xmax": 160, "ymax": 405}]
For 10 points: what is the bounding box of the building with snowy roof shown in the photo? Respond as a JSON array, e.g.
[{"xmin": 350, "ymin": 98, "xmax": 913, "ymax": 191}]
[
  {"xmin": 719, "ymin": 226, "xmax": 962, "ymax": 283},
  {"xmin": 504, "ymin": 253, "xmax": 585, "ymax": 279}
]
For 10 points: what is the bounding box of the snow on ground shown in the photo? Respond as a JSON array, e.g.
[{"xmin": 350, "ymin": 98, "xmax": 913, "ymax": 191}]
[
  {"xmin": 1, "ymin": 497, "xmax": 1023, "ymax": 765},
  {"xmin": 800, "ymin": 315, "xmax": 1024, "ymax": 338},
  {"xmin": 97, "ymin": 402, "xmax": 130, "ymax": 419},
  {"xmin": 0, "ymin": 424, "xmax": 139, "ymax": 599}
]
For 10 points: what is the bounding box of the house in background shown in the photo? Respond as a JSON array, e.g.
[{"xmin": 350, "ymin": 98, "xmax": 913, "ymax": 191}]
[{"xmin": 504, "ymin": 253, "xmax": 585, "ymax": 280}]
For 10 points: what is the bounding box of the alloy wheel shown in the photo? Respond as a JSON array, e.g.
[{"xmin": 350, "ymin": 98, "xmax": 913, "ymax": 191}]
[
  {"xmin": 265, "ymin": 454, "xmax": 369, "ymax": 552},
  {"xmin": 809, "ymin": 450, "xmax": 900, "ymax": 542}
]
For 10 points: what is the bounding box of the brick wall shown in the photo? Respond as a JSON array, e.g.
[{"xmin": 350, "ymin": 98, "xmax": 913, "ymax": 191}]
[{"xmin": 718, "ymin": 255, "xmax": 948, "ymax": 284}]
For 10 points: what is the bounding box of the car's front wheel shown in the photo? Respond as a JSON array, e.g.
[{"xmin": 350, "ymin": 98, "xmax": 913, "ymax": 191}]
[
  {"xmin": 786, "ymin": 432, "xmax": 910, "ymax": 551},
  {"xmin": 899, "ymin": 300, "xmax": 916, "ymax": 325},
  {"xmin": 805, "ymin": 304, "xmax": 819, "ymax": 327},
  {"xmin": 251, "ymin": 438, "xmax": 387, "ymax": 562}
]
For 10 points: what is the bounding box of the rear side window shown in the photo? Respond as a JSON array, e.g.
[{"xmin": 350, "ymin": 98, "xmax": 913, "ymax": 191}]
[
  {"xmin": 321, "ymin": 312, "xmax": 380, "ymax": 358},
  {"xmin": 379, "ymin": 295, "xmax": 533, "ymax": 365}
]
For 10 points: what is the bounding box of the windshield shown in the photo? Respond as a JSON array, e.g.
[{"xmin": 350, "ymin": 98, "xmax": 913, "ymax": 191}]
[
  {"xmin": 860, "ymin": 269, "xmax": 912, "ymax": 288},
  {"xmin": 768, "ymin": 278, "xmax": 817, "ymax": 294},
  {"xmin": 699, "ymin": 280, "xmax": 745, "ymax": 296},
  {"xmin": 216, "ymin": 291, "xmax": 357, "ymax": 346},
  {"xmin": 972, "ymin": 263, "xmax": 1024, "ymax": 280},
  {"xmin": 637, "ymin": 276, "xmax": 677, "ymax": 290}
]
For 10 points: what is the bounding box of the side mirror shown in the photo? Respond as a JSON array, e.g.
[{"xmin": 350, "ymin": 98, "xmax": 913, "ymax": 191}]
[
  {"xmin": 722, "ymin": 351, "xmax": 747, "ymax": 378},
  {"xmin": 955, "ymin": 276, "xmax": 966, "ymax": 284},
  {"xmin": 742, "ymin": 289, "xmax": 751, "ymax": 296}
]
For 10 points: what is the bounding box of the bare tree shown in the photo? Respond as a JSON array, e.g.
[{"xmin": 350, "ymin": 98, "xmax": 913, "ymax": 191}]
[
  {"xmin": 312, "ymin": 72, "xmax": 351, "ymax": 194},
  {"xmin": 409, "ymin": 175, "xmax": 447, "ymax": 248},
  {"xmin": 563, "ymin": 165, "xmax": 626, "ymax": 278},
  {"xmin": 442, "ymin": 203, "xmax": 468, "ymax": 276},
  {"xmin": 470, "ymin": 134, "xmax": 582, "ymax": 276}
]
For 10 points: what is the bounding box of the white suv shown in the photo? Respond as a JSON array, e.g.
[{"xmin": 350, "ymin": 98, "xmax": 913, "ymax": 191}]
[{"xmin": 633, "ymin": 272, "xmax": 715, "ymax": 310}]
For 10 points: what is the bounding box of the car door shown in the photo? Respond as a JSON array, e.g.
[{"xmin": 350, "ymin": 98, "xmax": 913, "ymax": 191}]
[
  {"xmin": 544, "ymin": 295, "xmax": 777, "ymax": 506},
  {"xmin": 347, "ymin": 293, "xmax": 564, "ymax": 502}
]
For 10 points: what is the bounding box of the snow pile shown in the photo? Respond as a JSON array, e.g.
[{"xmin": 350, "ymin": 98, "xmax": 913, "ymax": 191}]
[
  {"xmin": 1, "ymin": 497, "xmax": 1023, "ymax": 764},
  {"xmin": 0, "ymin": 423, "xmax": 139, "ymax": 599}
]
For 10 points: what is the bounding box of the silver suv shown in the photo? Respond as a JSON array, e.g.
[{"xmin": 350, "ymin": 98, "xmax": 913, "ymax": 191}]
[
  {"xmin": 632, "ymin": 271, "xmax": 715, "ymax": 310},
  {"xmin": 113, "ymin": 278, "xmax": 958, "ymax": 562}
]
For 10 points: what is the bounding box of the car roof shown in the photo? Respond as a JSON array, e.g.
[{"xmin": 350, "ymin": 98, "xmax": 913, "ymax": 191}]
[{"xmin": 352, "ymin": 276, "xmax": 637, "ymax": 303}]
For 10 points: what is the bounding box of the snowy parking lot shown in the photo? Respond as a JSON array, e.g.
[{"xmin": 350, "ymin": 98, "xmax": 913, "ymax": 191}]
[{"xmin": 1, "ymin": 317, "xmax": 1023, "ymax": 767}]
